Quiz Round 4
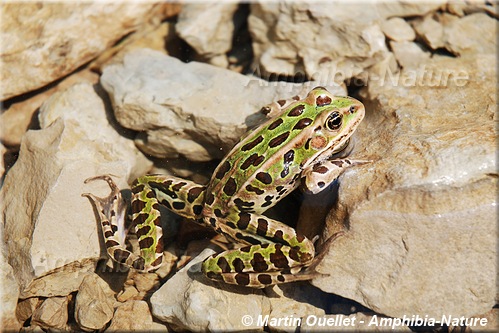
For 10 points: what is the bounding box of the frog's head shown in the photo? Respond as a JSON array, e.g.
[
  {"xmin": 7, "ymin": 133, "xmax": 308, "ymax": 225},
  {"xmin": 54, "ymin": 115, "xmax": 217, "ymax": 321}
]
[{"xmin": 300, "ymin": 87, "xmax": 365, "ymax": 165}]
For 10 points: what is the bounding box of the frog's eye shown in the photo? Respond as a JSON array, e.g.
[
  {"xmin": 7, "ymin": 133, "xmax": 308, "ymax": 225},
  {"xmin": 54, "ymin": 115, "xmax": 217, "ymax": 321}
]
[{"xmin": 325, "ymin": 111, "xmax": 343, "ymax": 131}]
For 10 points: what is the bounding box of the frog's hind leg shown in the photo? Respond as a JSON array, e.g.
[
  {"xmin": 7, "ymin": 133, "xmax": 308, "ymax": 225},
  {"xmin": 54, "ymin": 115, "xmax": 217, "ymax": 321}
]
[
  {"xmin": 202, "ymin": 243, "xmax": 319, "ymax": 288},
  {"xmin": 83, "ymin": 175, "xmax": 151, "ymax": 271},
  {"xmin": 202, "ymin": 212, "xmax": 317, "ymax": 288}
]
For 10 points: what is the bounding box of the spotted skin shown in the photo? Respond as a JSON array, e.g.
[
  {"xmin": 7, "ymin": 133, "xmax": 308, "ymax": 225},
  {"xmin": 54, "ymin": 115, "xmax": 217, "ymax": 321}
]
[{"xmin": 83, "ymin": 87, "xmax": 367, "ymax": 287}]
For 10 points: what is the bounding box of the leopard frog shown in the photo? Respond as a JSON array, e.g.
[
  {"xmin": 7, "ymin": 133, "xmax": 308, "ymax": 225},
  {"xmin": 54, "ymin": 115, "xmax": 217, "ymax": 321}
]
[{"xmin": 83, "ymin": 87, "xmax": 366, "ymax": 288}]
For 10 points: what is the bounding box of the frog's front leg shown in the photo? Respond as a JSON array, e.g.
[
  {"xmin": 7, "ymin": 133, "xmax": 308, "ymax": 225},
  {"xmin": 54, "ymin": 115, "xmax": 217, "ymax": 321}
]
[
  {"xmin": 302, "ymin": 158, "xmax": 370, "ymax": 194},
  {"xmin": 202, "ymin": 212, "xmax": 317, "ymax": 288}
]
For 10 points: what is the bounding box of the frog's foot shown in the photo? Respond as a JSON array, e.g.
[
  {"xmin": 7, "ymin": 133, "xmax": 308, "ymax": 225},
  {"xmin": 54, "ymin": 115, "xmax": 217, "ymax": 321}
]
[
  {"xmin": 82, "ymin": 175, "xmax": 159, "ymax": 272},
  {"xmin": 201, "ymin": 242, "xmax": 318, "ymax": 288}
]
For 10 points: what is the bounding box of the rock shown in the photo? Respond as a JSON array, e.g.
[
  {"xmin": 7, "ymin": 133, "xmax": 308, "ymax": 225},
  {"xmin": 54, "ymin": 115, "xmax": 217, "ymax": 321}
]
[
  {"xmin": 443, "ymin": 13, "xmax": 497, "ymax": 56},
  {"xmin": 413, "ymin": 14, "xmax": 445, "ymax": 50},
  {"xmin": 100, "ymin": 48, "xmax": 329, "ymax": 161},
  {"xmin": 374, "ymin": 1, "xmax": 446, "ymax": 18},
  {"xmin": 309, "ymin": 55, "xmax": 496, "ymax": 318},
  {"xmin": 266, "ymin": 284, "xmax": 327, "ymax": 333},
  {"xmin": 107, "ymin": 300, "xmax": 162, "ymax": 332},
  {"xmin": 0, "ymin": 2, "xmax": 161, "ymax": 101},
  {"xmin": 414, "ymin": 12, "xmax": 497, "ymax": 56},
  {"xmin": 117, "ymin": 285, "xmax": 139, "ymax": 302},
  {"xmin": 176, "ymin": 3, "xmax": 240, "ymax": 66},
  {"xmin": 446, "ymin": 1, "xmax": 498, "ymax": 18},
  {"xmin": 381, "ymin": 17, "xmax": 416, "ymax": 42},
  {"xmin": 248, "ymin": 2, "xmax": 390, "ymax": 82},
  {"xmin": 390, "ymin": 41, "xmax": 431, "ymax": 68},
  {"xmin": 133, "ymin": 272, "xmax": 160, "ymax": 294},
  {"xmin": 16, "ymin": 297, "xmax": 39, "ymax": 324},
  {"xmin": 31, "ymin": 296, "xmax": 68, "ymax": 330},
  {"xmin": 0, "ymin": 69, "xmax": 99, "ymax": 147},
  {"xmin": 1, "ymin": 83, "xmax": 152, "ymax": 291},
  {"xmin": 150, "ymin": 248, "xmax": 271, "ymax": 331},
  {"xmin": 300, "ymin": 312, "xmax": 411, "ymax": 332},
  {"xmin": 74, "ymin": 273, "xmax": 115, "ymax": 331},
  {"xmin": 0, "ymin": 245, "xmax": 21, "ymax": 331}
]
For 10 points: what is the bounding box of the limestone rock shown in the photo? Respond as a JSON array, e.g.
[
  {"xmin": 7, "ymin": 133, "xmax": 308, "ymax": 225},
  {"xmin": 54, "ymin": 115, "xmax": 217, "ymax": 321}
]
[
  {"xmin": 309, "ymin": 55, "xmax": 497, "ymax": 318},
  {"xmin": 0, "ymin": 70, "xmax": 99, "ymax": 147},
  {"xmin": 1, "ymin": 83, "xmax": 152, "ymax": 292},
  {"xmin": 74, "ymin": 273, "xmax": 115, "ymax": 331},
  {"xmin": 107, "ymin": 300, "xmax": 164, "ymax": 332},
  {"xmin": 0, "ymin": 247, "xmax": 21, "ymax": 331},
  {"xmin": 117, "ymin": 285, "xmax": 139, "ymax": 302},
  {"xmin": 381, "ymin": 17, "xmax": 416, "ymax": 42},
  {"xmin": 249, "ymin": 2, "xmax": 390, "ymax": 82},
  {"xmin": 390, "ymin": 41, "xmax": 431, "ymax": 68},
  {"xmin": 0, "ymin": 2, "xmax": 160, "ymax": 100},
  {"xmin": 31, "ymin": 296, "xmax": 68, "ymax": 330},
  {"xmin": 176, "ymin": 3, "xmax": 239, "ymax": 66},
  {"xmin": 16, "ymin": 297, "xmax": 39, "ymax": 324},
  {"xmin": 100, "ymin": 48, "xmax": 331, "ymax": 161},
  {"xmin": 150, "ymin": 248, "xmax": 271, "ymax": 331},
  {"xmin": 414, "ymin": 12, "xmax": 497, "ymax": 56}
]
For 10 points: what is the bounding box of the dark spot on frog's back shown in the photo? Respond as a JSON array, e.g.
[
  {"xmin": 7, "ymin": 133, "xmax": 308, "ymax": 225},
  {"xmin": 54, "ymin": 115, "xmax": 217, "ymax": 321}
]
[
  {"xmin": 223, "ymin": 177, "xmax": 237, "ymax": 196},
  {"xmin": 268, "ymin": 118, "xmax": 283, "ymax": 130},
  {"xmin": 268, "ymin": 132, "xmax": 290, "ymax": 148},
  {"xmin": 215, "ymin": 161, "xmax": 231, "ymax": 179},
  {"xmin": 293, "ymin": 118, "xmax": 312, "ymax": 130},
  {"xmin": 139, "ymin": 237, "xmax": 154, "ymax": 249},
  {"xmin": 217, "ymin": 256, "xmax": 230, "ymax": 273},
  {"xmin": 257, "ymin": 274, "xmax": 272, "ymax": 285},
  {"xmin": 251, "ymin": 253, "xmax": 269, "ymax": 272},
  {"xmin": 288, "ymin": 104, "xmax": 305, "ymax": 117},
  {"xmin": 241, "ymin": 135, "xmax": 264, "ymax": 151}
]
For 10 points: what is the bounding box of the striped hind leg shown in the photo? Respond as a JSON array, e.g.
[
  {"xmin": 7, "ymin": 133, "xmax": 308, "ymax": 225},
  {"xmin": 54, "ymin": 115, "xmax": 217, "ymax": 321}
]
[
  {"xmin": 82, "ymin": 175, "xmax": 154, "ymax": 271},
  {"xmin": 201, "ymin": 211, "xmax": 318, "ymax": 288}
]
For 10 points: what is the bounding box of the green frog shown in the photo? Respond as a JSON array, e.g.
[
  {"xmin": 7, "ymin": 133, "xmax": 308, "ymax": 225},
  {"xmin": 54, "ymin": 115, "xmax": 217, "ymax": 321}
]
[{"xmin": 83, "ymin": 87, "xmax": 366, "ymax": 288}]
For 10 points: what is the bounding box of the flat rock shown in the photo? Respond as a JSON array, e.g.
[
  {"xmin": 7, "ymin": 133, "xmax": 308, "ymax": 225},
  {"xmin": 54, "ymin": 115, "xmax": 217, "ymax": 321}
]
[
  {"xmin": 0, "ymin": 241, "xmax": 21, "ymax": 331},
  {"xmin": 100, "ymin": 48, "xmax": 339, "ymax": 161},
  {"xmin": 0, "ymin": 2, "xmax": 159, "ymax": 100},
  {"xmin": 390, "ymin": 41, "xmax": 431, "ymax": 68},
  {"xmin": 309, "ymin": 54, "xmax": 496, "ymax": 318},
  {"xmin": 1, "ymin": 83, "xmax": 151, "ymax": 292},
  {"xmin": 150, "ymin": 248, "xmax": 271, "ymax": 331},
  {"xmin": 381, "ymin": 17, "xmax": 416, "ymax": 42}
]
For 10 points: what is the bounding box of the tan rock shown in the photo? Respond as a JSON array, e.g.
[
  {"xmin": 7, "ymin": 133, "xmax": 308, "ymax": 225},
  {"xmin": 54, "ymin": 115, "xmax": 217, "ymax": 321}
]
[
  {"xmin": 107, "ymin": 300, "xmax": 160, "ymax": 332},
  {"xmin": 31, "ymin": 296, "xmax": 68, "ymax": 330},
  {"xmin": 0, "ymin": 2, "xmax": 160, "ymax": 100},
  {"xmin": 300, "ymin": 313, "xmax": 411, "ymax": 332},
  {"xmin": 1, "ymin": 83, "xmax": 151, "ymax": 292},
  {"xmin": 74, "ymin": 273, "xmax": 115, "ymax": 331},
  {"xmin": 0, "ymin": 247, "xmax": 21, "ymax": 331},
  {"xmin": 117, "ymin": 285, "xmax": 139, "ymax": 303},
  {"xmin": 100, "ymin": 48, "xmax": 317, "ymax": 161},
  {"xmin": 309, "ymin": 55, "xmax": 497, "ymax": 318},
  {"xmin": 390, "ymin": 41, "xmax": 431, "ymax": 68},
  {"xmin": 150, "ymin": 248, "xmax": 271, "ymax": 331},
  {"xmin": 133, "ymin": 272, "xmax": 160, "ymax": 294},
  {"xmin": 381, "ymin": 17, "xmax": 416, "ymax": 42},
  {"xmin": 16, "ymin": 298, "xmax": 39, "ymax": 324}
]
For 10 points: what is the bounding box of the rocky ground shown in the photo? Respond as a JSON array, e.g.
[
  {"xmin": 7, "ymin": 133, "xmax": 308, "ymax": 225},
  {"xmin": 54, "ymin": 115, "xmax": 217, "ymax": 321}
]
[{"xmin": 1, "ymin": 1, "xmax": 497, "ymax": 332}]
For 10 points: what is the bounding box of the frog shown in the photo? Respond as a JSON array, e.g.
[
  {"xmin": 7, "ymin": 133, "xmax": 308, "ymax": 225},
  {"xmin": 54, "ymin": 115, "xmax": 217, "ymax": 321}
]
[{"xmin": 83, "ymin": 86, "xmax": 366, "ymax": 288}]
